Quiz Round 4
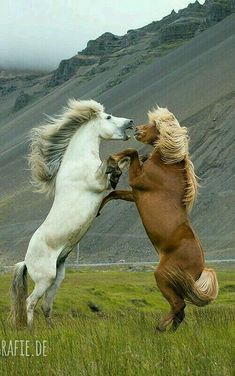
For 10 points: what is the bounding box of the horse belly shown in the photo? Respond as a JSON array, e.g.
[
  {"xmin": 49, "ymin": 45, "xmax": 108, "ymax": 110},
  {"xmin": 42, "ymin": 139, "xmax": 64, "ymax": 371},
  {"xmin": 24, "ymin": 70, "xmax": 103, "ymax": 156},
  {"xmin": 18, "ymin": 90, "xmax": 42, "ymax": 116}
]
[
  {"xmin": 41, "ymin": 191, "xmax": 104, "ymax": 249},
  {"xmin": 135, "ymin": 193, "xmax": 187, "ymax": 250},
  {"xmin": 135, "ymin": 197, "xmax": 168, "ymax": 238}
]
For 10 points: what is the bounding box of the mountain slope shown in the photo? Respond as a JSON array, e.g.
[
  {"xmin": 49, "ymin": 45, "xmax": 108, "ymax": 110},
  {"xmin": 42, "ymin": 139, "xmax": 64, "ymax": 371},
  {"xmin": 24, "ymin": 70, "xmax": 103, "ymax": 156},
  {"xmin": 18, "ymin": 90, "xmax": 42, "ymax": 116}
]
[
  {"xmin": 0, "ymin": 0, "xmax": 234, "ymax": 126},
  {"xmin": 0, "ymin": 13, "xmax": 234, "ymax": 264}
]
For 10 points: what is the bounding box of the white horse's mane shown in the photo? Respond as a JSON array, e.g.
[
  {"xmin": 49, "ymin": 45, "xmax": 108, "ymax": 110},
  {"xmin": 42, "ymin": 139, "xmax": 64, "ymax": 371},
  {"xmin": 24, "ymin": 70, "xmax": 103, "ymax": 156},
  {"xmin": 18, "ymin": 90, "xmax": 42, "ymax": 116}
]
[{"xmin": 28, "ymin": 99, "xmax": 104, "ymax": 195}]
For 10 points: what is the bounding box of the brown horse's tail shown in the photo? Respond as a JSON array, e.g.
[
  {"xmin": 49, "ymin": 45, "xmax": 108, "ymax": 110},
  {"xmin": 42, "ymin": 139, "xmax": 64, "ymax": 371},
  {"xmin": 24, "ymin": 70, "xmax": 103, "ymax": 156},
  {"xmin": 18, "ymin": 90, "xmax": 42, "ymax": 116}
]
[
  {"xmin": 164, "ymin": 267, "xmax": 219, "ymax": 307},
  {"xmin": 11, "ymin": 261, "xmax": 28, "ymax": 327}
]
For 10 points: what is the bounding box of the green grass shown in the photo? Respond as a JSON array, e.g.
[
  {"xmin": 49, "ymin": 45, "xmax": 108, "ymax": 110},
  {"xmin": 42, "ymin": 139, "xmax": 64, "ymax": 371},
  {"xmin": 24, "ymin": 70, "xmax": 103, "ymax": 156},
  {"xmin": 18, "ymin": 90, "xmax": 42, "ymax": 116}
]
[{"xmin": 0, "ymin": 268, "xmax": 234, "ymax": 375}]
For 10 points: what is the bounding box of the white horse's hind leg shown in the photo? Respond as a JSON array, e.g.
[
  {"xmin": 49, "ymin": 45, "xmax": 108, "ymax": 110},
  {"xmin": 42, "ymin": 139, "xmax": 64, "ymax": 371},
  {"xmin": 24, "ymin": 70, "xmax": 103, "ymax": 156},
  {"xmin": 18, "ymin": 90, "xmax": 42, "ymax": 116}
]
[
  {"xmin": 41, "ymin": 261, "xmax": 66, "ymax": 327},
  {"xmin": 26, "ymin": 276, "xmax": 55, "ymax": 327},
  {"xmin": 26, "ymin": 254, "xmax": 57, "ymax": 327}
]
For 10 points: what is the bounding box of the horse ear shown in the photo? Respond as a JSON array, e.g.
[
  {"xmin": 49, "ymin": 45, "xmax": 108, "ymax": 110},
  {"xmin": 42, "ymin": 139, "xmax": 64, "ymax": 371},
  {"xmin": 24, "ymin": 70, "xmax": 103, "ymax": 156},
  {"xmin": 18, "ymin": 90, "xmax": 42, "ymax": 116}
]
[
  {"xmin": 147, "ymin": 110, "xmax": 157, "ymax": 126},
  {"xmin": 162, "ymin": 113, "xmax": 176, "ymax": 125}
]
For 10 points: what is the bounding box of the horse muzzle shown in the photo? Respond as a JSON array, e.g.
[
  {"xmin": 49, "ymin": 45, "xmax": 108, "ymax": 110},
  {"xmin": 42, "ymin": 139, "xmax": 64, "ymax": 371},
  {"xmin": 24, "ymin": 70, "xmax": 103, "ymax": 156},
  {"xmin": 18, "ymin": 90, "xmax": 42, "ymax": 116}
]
[
  {"xmin": 134, "ymin": 131, "xmax": 142, "ymax": 140},
  {"xmin": 122, "ymin": 119, "xmax": 135, "ymax": 140},
  {"xmin": 125, "ymin": 119, "xmax": 134, "ymax": 129}
]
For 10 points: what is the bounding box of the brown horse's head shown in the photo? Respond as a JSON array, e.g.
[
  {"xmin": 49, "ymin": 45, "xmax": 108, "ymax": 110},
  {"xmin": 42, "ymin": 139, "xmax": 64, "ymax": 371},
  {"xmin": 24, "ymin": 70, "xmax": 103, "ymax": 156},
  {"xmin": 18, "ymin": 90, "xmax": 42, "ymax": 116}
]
[
  {"xmin": 134, "ymin": 122, "xmax": 159, "ymax": 145},
  {"xmin": 135, "ymin": 106, "xmax": 198, "ymax": 209},
  {"xmin": 134, "ymin": 106, "xmax": 180, "ymax": 146}
]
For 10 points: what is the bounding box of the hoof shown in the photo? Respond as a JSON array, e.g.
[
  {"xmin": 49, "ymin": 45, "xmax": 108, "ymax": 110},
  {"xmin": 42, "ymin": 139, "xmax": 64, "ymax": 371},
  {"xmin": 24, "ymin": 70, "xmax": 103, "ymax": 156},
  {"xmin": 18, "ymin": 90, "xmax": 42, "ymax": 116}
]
[
  {"xmin": 140, "ymin": 154, "xmax": 149, "ymax": 162},
  {"xmin": 105, "ymin": 156, "xmax": 118, "ymax": 174},
  {"xmin": 105, "ymin": 166, "xmax": 115, "ymax": 174},
  {"xmin": 155, "ymin": 325, "xmax": 166, "ymax": 333},
  {"xmin": 46, "ymin": 318, "xmax": 54, "ymax": 329},
  {"xmin": 41, "ymin": 305, "xmax": 54, "ymax": 329},
  {"xmin": 27, "ymin": 322, "xmax": 35, "ymax": 331},
  {"xmin": 44, "ymin": 313, "xmax": 54, "ymax": 329},
  {"xmin": 170, "ymin": 326, "xmax": 178, "ymax": 333}
]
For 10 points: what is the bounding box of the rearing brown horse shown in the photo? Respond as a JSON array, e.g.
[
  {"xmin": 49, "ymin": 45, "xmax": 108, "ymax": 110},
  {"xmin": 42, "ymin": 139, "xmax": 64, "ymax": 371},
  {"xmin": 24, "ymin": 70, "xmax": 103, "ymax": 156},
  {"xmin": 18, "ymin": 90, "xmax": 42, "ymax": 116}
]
[{"xmin": 99, "ymin": 106, "xmax": 218, "ymax": 331}]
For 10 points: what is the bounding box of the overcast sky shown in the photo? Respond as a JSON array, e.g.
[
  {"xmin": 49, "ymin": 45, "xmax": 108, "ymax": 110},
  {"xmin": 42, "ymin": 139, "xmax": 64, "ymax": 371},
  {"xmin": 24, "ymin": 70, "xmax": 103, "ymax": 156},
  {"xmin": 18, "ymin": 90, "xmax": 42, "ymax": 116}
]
[{"xmin": 0, "ymin": 0, "xmax": 203, "ymax": 71}]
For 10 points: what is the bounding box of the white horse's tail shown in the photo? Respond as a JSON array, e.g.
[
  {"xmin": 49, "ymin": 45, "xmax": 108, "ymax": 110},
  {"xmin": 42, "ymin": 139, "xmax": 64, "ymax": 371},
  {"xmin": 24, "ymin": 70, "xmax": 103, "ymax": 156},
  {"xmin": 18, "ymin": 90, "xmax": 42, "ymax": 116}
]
[{"xmin": 11, "ymin": 261, "xmax": 28, "ymax": 327}]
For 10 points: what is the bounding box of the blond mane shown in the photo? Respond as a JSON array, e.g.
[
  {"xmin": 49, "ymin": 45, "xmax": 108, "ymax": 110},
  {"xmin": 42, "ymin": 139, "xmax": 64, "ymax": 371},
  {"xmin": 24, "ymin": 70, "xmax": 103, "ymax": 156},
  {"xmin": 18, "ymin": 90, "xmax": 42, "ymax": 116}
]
[
  {"xmin": 29, "ymin": 99, "xmax": 104, "ymax": 196},
  {"xmin": 148, "ymin": 106, "xmax": 198, "ymax": 210}
]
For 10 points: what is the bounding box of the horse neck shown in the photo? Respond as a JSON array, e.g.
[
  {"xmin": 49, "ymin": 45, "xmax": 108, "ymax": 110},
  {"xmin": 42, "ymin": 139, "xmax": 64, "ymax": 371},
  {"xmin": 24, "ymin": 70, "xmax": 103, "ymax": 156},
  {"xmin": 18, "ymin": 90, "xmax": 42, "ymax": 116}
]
[
  {"xmin": 63, "ymin": 121, "xmax": 101, "ymax": 164},
  {"xmin": 149, "ymin": 149, "xmax": 163, "ymax": 164},
  {"xmin": 150, "ymin": 149, "xmax": 185, "ymax": 167}
]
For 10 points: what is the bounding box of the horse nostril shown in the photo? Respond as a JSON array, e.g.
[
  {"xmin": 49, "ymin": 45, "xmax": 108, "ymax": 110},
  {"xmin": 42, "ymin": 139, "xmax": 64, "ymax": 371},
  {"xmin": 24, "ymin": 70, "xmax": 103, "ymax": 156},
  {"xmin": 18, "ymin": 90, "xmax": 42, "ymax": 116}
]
[{"xmin": 128, "ymin": 120, "xmax": 135, "ymax": 128}]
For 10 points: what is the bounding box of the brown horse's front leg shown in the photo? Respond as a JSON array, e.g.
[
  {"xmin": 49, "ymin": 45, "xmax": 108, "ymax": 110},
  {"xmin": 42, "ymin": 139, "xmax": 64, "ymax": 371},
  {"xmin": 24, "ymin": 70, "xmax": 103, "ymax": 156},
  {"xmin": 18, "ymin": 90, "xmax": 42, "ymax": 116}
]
[
  {"xmin": 106, "ymin": 148, "xmax": 142, "ymax": 185},
  {"xmin": 97, "ymin": 190, "xmax": 134, "ymax": 216}
]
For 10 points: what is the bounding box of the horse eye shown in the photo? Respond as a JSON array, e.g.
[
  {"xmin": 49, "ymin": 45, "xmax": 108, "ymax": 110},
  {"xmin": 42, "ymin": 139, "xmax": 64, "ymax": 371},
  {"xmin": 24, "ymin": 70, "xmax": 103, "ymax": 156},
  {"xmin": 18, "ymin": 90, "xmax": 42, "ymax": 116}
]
[{"xmin": 106, "ymin": 115, "xmax": 112, "ymax": 120}]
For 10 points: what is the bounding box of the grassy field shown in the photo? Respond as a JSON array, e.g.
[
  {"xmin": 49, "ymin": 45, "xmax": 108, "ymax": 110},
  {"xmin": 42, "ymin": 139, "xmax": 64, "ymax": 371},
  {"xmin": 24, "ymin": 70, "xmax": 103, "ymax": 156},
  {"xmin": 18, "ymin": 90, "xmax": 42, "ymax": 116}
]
[{"xmin": 0, "ymin": 267, "xmax": 234, "ymax": 375}]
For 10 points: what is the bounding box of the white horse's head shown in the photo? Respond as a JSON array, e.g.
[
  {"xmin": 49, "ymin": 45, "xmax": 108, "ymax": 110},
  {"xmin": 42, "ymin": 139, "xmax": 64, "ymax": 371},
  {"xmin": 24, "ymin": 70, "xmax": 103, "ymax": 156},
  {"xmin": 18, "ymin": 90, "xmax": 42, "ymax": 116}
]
[
  {"xmin": 96, "ymin": 112, "xmax": 134, "ymax": 141},
  {"xmin": 29, "ymin": 99, "xmax": 134, "ymax": 195}
]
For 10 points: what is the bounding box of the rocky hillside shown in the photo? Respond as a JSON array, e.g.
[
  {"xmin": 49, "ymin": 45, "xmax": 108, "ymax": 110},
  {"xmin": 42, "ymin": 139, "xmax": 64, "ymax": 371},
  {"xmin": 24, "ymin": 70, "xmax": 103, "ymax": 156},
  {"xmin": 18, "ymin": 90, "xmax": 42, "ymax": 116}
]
[
  {"xmin": 0, "ymin": 0, "xmax": 234, "ymax": 124},
  {"xmin": 0, "ymin": 2, "xmax": 234, "ymax": 265},
  {"xmin": 48, "ymin": 0, "xmax": 235, "ymax": 89}
]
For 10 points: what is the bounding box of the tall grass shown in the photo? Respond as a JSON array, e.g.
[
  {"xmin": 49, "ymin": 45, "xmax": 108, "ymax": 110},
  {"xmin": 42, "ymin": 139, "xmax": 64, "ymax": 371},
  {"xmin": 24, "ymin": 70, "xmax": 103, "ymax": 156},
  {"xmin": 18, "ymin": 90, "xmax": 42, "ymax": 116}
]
[{"xmin": 0, "ymin": 268, "xmax": 234, "ymax": 376}]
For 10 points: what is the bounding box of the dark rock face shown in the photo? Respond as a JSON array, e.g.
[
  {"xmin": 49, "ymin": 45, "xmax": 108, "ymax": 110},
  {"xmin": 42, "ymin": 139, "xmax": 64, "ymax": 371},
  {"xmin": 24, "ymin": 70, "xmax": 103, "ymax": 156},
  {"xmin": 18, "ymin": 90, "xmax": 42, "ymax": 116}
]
[
  {"xmin": 0, "ymin": 84, "xmax": 17, "ymax": 96},
  {"xmin": 206, "ymin": 0, "xmax": 233, "ymax": 22},
  {"xmin": 82, "ymin": 32, "xmax": 121, "ymax": 56},
  {"xmin": 120, "ymin": 30, "xmax": 143, "ymax": 48},
  {"xmin": 159, "ymin": 0, "xmax": 234, "ymax": 43},
  {"xmin": 179, "ymin": 0, "xmax": 205, "ymax": 17},
  {"xmin": 13, "ymin": 91, "xmax": 31, "ymax": 112},
  {"xmin": 137, "ymin": 10, "xmax": 179, "ymax": 34},
  {"xmin": 48, "ymin": 54, "xmax": 99, "ymax": 87},
  {"xmin": 160, "ymin": 17, "xmax": 203, "ymax": 42}
]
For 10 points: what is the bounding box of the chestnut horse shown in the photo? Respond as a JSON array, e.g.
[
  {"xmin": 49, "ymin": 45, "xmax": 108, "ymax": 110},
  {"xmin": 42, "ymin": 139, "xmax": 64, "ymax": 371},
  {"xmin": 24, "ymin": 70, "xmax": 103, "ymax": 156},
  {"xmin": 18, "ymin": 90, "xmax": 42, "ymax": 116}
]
[{"xmin": 99, "ymin": 107, "xmax": 218, "ymax": 331}]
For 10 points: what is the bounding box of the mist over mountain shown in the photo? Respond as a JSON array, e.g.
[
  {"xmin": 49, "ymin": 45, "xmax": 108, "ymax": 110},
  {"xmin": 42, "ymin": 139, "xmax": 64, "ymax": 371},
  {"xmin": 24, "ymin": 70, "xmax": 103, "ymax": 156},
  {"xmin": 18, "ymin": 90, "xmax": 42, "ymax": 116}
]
[{"xmin": 0, "ymin": 0, "xmax": 199, "ymax": 72}]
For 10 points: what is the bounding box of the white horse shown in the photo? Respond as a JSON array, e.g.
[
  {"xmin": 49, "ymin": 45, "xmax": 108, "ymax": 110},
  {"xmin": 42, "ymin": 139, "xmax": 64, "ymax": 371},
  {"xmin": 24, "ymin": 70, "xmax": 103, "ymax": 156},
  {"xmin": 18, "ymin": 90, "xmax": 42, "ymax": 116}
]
[{"xmin": 11, "ymin": 99, "xmax": 133, "ymax": 327}]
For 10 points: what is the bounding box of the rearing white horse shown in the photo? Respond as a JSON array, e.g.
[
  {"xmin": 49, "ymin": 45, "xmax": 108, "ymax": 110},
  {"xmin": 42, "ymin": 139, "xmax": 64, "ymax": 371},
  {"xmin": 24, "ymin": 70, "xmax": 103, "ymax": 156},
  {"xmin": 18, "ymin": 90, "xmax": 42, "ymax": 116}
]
[{"xmin": 11, "ymin": 99, "xmax": 133, "ymax": 327}]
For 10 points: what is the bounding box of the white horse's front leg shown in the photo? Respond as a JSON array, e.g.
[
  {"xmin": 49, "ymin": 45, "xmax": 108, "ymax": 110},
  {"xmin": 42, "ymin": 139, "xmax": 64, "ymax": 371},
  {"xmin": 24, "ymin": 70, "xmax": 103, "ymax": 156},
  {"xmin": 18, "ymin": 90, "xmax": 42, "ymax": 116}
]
[
  {"xmin": 96, "ymin": 159, "xmax": 108, "ymax": 180},
  {"xmin": 95, "ymin": 159, "xmax": 110, "ymax": 190},
  {"xmin": 95, "ymin": 158, "xmax": 124, "ymax": 191}
]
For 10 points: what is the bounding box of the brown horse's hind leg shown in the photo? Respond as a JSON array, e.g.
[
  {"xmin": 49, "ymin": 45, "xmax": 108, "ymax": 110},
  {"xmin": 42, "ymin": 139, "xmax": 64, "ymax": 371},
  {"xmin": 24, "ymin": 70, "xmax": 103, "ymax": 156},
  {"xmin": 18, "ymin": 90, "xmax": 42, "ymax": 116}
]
[
  {"xmin": 154, "ymin": 269, "xmax": 186, "ymax": 332},
  {"xmin": 172, "ymin": 308, "xmax": 185, "ymax": 331}
]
